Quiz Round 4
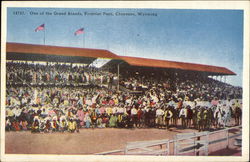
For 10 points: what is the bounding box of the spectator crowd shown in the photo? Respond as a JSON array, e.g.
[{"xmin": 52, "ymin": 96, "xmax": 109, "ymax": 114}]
[
  {"xmin": 5, "ymin": 61, "xmax": 242, "ymax": 133},
  {"xmin": 6, "ymin": 62, "xmax": 115, "ymax": 86}
]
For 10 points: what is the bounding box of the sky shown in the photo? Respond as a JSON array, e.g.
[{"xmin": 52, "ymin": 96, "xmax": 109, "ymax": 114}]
[{"xmin": 7, "ymin": 8, "xmax": 243, "ymax": 87}]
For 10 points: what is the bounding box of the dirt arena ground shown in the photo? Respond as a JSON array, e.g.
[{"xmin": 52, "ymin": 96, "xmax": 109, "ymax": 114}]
[
  {"xmin": 5, "ymin": 126, "xmax": 241, "ymax": 155},
  {"xmin": 5, "ymin": 127, "xmax": 197, "ymax": 154}
]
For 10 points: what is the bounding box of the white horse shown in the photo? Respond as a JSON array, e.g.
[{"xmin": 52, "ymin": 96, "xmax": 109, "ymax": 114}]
[
  {"xmin": 214, "ymin": 106, "xmax": 224, "ymax": 128},
  {"xmin": 224, "ymin": 106, "xmax": 232, "ymax": 127}
]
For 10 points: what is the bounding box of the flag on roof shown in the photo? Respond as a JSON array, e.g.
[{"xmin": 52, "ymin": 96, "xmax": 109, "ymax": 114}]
[
  {"xmin": 35, "ymin": 24, "xmax": 45, "ymax": 32},
  {"xmin": 74, "ymin": 28, "xmax": 84, "ymax": 36}
]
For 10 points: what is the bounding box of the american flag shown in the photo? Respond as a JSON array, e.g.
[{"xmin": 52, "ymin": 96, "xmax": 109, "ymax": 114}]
[
  {"xmin": 35, "ymin": 24, "xmax": 45, "ymax": 32},
  {"xmin": 74, "ymin": 28, "xmax": 84, "ymax": 36}
]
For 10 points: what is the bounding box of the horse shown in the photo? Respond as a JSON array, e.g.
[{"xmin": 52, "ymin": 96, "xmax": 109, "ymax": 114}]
[{"xmin": 234, "ymin": 106, "xmax": 242, "ymax": 126}]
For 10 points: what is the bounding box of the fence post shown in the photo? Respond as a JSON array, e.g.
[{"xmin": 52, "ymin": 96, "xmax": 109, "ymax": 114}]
[
  {"xmin": 194, "ymin": 135, "xmax": 196, "ymax": 155},
  {"xmin": 205, "ymin": 131, "xmax": 209, "ymax": 156},
  {"xmin": 167, "ymin": 141, "xmax": 170, "ymax": 155},
  {"xmin": 226, "ymin": 129, "xmax": 229, "ymax": 149},
  {"xmin": 125, "ymin": 143, "xmax": 128, "ymax": 155},
  {"xmin": 196, "ymin": 133, "xmax": 200, "ymax": 156},
  {"xmin": 174, "ymin": 139, "xmax": 177, "ymax": 155}
]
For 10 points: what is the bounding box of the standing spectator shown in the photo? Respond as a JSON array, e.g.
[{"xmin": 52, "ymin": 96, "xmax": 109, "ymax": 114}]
[
  {"xmin": 179, "ymin": 106, "xmax": 187, "ymax": 128},
  {"xmin": 109, "ymin": 114, "xmax": 117, "ymax": 128},
  {"xmin": 77, "ymin": 108, "xmax": 85, "ymax": 127},
  {"xmin": 137, "ymin": 107, "xmax": 143, "ymax": 128},
  {"xmin": 164, "ymin": 106, "xmax": 173, "ymax": 129},
  {"xmin": 155, "ymin": 107, "xmax": 164, "ymax": 128},
  {"xmin": 131, "ymin": 106, "xmax": 138, "ymax": 128}
]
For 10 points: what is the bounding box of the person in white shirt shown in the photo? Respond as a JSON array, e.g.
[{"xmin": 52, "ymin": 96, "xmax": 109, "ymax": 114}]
[
  {"xmin": 131, "ymin": 106, "xmax": 138, "ymax": 128},
  {"xmin": 179, "ymin": 106, "xmax": 187, "ymax": 128},
  {"xmin": 13, "ymin": 107, "xmax": 22, "ymax": 119},
  {"xmin": 85, "ymin": 97, "xmax": 92, "ymax": 106},
  {"xmin": 117, "ymin": 106, "xmax": 124, "ymax": 115},
  {"xmin": 155, "ymin": 107, "xmax": 164, "ymax": 128},
  {"xmin": 112, "ymin": 106, "xmax": 118, "ymax": 115}
]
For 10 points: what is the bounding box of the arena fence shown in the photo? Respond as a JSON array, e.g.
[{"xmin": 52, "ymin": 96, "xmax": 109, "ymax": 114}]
[
  {"xmin": 174, "ymin": 131, "xmax": 209, "ymax": 156},
  {"xmin": 95, "ymin": 126, "xmax": 242, "ymax": 155},
  {"xmin": 125, "ymin": 139, "xmax": 170, "ymax": 155},
  {"xmin": 206, "ymin": 125, "xmax": 242, "ymax": 155}
]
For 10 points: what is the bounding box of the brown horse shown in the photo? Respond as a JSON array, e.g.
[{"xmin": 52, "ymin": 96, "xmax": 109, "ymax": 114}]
[{"xmin": 234, "ymin": 107, "xmax": 242, "ymax": 126}]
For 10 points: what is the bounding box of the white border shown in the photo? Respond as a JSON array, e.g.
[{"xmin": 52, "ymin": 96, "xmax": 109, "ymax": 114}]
[{"xmin": 1, "ymin": 1, "xmax": 249, "ymax": 162}]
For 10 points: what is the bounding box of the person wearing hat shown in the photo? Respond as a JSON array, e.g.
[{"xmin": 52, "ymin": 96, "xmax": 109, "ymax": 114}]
[
  {"xmin": 196, "ymin": 107, "xmax": 203, "ymax": 131},
  {"xmin": 164, "ymin": 106, "xmax": 173, "ymax": 129},
  {"xmin": 223, "ymin": 103, "xmax": 232, "ymax": 127},
  {"xmin": 137, "ymin": 107, "xmax": 143, "ymax": 128},
  {"xmin": 74, "ymin": 115, "xmax": 80, "ymax": 133},
  {"xmin": 39, "ymin": 119, "xmax": 45, "ymax": 133},
  {"xmin": 40, "ymin": 108, "xmax": 48, "ymax": 118},
  {"xmin": 31, "ymin": 119, "xmax": 40, "ymax": 133},
  {"xmin": 144, "ymin": 107, "xmax": 150, "ymax": 128},
  {"xmin": 68, "ymin": 118, "xmax": 76, "ymax": 133},
  {"xmin": 99, "ymin": 104, "xmax": 106, "ymax": 115},
  {"xmin": 6, "ymin": 106, "xmax": 15, "ymax": 120},
  {"xmin": 192, "ymin": 107, "xmax": 198, "ymax": 129},
  {"xmin": 59, "ymin": 115, "xmax": 68, "ymax": 132},
  {"xmin": 5, "ymin": 117, "xmax": 12, "ymax": 131},
  {"xmin": 102, "ymin": 114, "xmax": 109, "ymax": 128},
  {"xmin": 171, "ymin": 105, "xmax": 178, "ymax": 127},
  {"xmin": 131, "ymin": 105, "xmax": 138, "ymax": 128},
  {"xmin": 20, "ymin": 118, "xmax": 28, "ymax": 131},
  {"xmin": 233, "ymin": 100, "xmax": 242, "ymax": 126},
  {"xmin": 84, "ymin": 114, "xmax": 92, "ymax": 128},
  {"xmin": 117, "ymin": 111, "xmax": 124, "ymax": 128},
  {"xmin": 177, "ymin": 98, "xmax": 183, "ymax": 109},
  {"xmin": 155, "ymin": 106, "xmax": 164, "ymax": 128},
  {"xmin": 44, "ymin": 117, "xmax": 51, "ymax": 133},
  {"xmin": 96, "ymin": 115, "xmax": 103, "ymax": 128},
  {"xmin": 105, "ymin": 105, "xmax": 113, "ymax": 117},
  {"xmin": 179, "ymin": 106, "xmax": 187, "ymax": 129},
  {"xmin": 51, "ymin": 117, "xmax": 59, "ymax": 132},
  {"xmin": 186, "ymin": 105, "xmax": 193, "ymax": 128},
  {"xmin": 109, "ymin": 114, "xmax": 118, "ymax": 128},
  {"xmin": 76, "ymin": 107, "xmax": 85, "ymax": 127},
  {"xmin": 202, "ymin": 108, "xmax": 209, "ymax": 130}
]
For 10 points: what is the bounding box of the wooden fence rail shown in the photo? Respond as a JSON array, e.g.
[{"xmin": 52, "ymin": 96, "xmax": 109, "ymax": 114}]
[{"xmin": 95, "ymin": 126, "xmax": 242, "ymax": 156}]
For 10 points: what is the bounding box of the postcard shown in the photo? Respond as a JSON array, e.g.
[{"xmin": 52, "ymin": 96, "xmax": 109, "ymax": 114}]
[{"xmin": 1, "ymin": 1, "xmax": 249, "ymax": 162}]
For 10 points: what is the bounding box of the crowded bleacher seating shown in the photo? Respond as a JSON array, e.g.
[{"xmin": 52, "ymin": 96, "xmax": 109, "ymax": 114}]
[{"xmin": 5, "ymin": 61, "xmax": 242, "ymax": 133}]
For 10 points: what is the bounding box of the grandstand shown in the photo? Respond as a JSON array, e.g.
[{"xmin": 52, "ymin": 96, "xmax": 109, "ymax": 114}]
[
  {"xmin": 5, "ymin": 42, "xmax": 242, "ymax": 155},
  {"xmin": 6, "ymin": 42, "xmax": 235, "ymax": 75},
  {"xmin": 6, "ymin": 42, "xmax": 235, "ymax": 89}
]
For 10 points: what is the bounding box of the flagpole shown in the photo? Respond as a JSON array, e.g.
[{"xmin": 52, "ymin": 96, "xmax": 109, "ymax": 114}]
[
  {"xmin": 43, "ymin": 23, "xmax": 46, "ymax": 45},
  {"xmin": 107, "ymin": 27, "xmax": 109, "ymax": 50},
  {"xmin": 83, "ymin": 33, "xmax": 85, "ymax": 48}
]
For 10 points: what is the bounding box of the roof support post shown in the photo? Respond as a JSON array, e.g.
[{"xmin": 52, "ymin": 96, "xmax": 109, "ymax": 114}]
[{"xmin": 117, "ymin": 63, "xmax": 120, "ymax": 92}]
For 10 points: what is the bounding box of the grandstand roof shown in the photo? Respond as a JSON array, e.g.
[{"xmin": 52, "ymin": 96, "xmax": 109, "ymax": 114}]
[
  {"xmin": 6, "ymin": 42, "xmax": 236, "ymax": 75},
  {"xmin": 6, "ymin": 42, "xmax": 120, "ymax": 61},
  {"xmin": 120, "ymin": 56, "xmax": 236, "ymax": 75}
]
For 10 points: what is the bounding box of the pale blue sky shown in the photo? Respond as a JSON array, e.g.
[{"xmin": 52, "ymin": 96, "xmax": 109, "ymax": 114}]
[{"xmin": 7, "ymin": 8, "xmax": 243, "ymax": 87}]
